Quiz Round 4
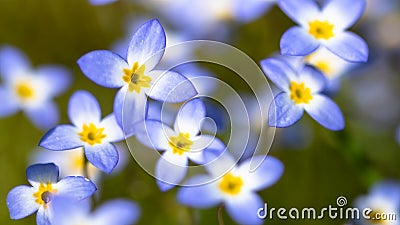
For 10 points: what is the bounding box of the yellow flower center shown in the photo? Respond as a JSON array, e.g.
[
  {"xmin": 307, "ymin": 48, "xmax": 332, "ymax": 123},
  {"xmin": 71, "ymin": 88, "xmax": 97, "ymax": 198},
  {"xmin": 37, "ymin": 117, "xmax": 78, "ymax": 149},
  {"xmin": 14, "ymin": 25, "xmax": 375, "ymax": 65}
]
[
  {"xmin": 308, "ymin": 20, "xmax": 335, "ymax": 40},
  {"xmin": 122, "ymin": 62, "xmax": 152, "ymax": 93},
  {"xmin": 368, "ymin": 210, "xmax": 390, "ymax": 224},
  {"xmin": 289, "ymin": 81, "xmax": 313, "ymax": 104},
  {"xmin": 168, "ymin": 132, "xmax": 193, "ymax": 156},
  {"xmin": 218, "ymin": 173, "xmax": 244, "ymax": 195},
  {"xmin": 33, "ymin": 183, "xmax": 57, "ymax": 208},
  {"xmin": 15, "ymin": 82, "xmax": 35, "ymax": 100},
  {"xmin": 78, "ymin": 123, "xmax": 107, "ymax": 146}
]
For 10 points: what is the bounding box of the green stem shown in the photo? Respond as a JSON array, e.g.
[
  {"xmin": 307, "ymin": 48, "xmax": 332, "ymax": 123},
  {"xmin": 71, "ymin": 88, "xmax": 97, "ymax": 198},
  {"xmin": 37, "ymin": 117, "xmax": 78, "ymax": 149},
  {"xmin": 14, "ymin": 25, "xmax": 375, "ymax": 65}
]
[{"xmin": 218, "ymin": 204, "xmax": 225, "ymax": 225}]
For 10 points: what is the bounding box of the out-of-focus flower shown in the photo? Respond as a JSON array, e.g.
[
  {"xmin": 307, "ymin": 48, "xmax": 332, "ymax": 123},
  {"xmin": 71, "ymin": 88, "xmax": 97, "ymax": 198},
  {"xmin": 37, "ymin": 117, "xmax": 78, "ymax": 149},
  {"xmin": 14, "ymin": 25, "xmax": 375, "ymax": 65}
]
[
  {"xmin": 51, "ymin": 197, "xmax": 140, "ymax": 225},
  {"xmin": 177, "ymin": 153, "xmax": 284, "ymax": 225},
  {"xmin": 6, "ymin": 163, "xmax": 96, "ymax": 225},
  {"xmin": 135, "ymin": 98, "xmax": 226, "ymax": 191},
  {"xmin": 39, "ymin": 91, "xmax": 124, "ymax": 174},
  {"xmin": 77, "ymin": 19, "xmax": 197, "ymax": 133},
  {"xmin": 31, "ymin": 147, "xmax": 100, "ymax": 183},
  {"xmin": 279, "ymin": 0, "xmax": 368, "ymax": 62},
  {"xmin": 140, "ymin": 0, "xmax": 276, "ymax": 38},
  {"xmin": 261, "ymin": 57, "xmax": 344, "ymax": 130},
  {"xmin": 0, "ymin": 46, "xmax": 71, "ymax": 130},
  {"xmin": 354, "ymin": 180, "xmax": 400, "ymax": 225},
  {"xmin": 88, "ymin": 0, "xmax": 118, "ymax": 5}
]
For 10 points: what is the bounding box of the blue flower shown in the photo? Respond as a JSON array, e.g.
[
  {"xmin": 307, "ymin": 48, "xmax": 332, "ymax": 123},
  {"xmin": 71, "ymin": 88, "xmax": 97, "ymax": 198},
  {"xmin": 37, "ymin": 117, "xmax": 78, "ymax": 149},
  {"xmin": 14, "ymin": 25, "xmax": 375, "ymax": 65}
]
[
  {"xmin": 77, "ymin": 19, "xmax": 197, "ymax": 133},
  {"xmin": 6, "ymin": 163, "xmax": 96, "ymax": 225},
  {"xmin": 354, "ymin": 180, "xmax": 400, "ymax": 225},
  {"xmin": 177, "ymin": 153, "xmax": 284, "ymax": 225},
  {"xmin": 135, "ymin": 98, "xmax": 226, "ymax": 192},
  {"xmin": 0, "ymin": 45, "xmax": 71, "ymax": 130},
  {"xmin": 39, "ymin": 90, "xmax": 125, "ymax": 173},
  {"xmin": 51, "ymin": 197, "xmax": 140, "ymax": 225},
  {"xmin": 88, "ymin": 0, "xmax": 118, "ymax": 5},
  {"xmin": 261, "ymin": 57, "xmax": 345, "ymax": 130},
  {"xmin": 278, "ymin": 0, "xmax": 368, "ymax": 62}
]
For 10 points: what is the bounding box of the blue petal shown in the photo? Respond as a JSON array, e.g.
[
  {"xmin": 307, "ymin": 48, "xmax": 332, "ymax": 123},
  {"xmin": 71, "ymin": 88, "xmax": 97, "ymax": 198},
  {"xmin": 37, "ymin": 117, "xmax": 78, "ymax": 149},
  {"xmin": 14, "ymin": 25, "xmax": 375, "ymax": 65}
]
[
  {"xmin": 36, "ymin": 207, "xmax": 51, "ymax": 225},
  {"xmin": 6, "ymin": 185, "xmax": 38, "ymax": 220},
  {"xmin": 92, "ymin": 200, "xmax": 140, "ymax": 225},
  {"xmin": 233, "ymin": 0, "xmax": 274, "ymax": 22},
  {"xmin": 189, "ymin": 135, "xmax": 226, "ymax": 164},
  {"xmin": 299, "ymin": 66, "xmax": 327, "ymax": 93},
  {"xmin": 146, "ymin": 70, "xmax": 198, "ymax": 103},
  {"xmin": 174, "ymin": 98, "xmax": 206, "ymax": 135},
  {"xmin": 100, "ymin": 114, "xmax": 125, "ymax": 143},
  {"xmin": 56, "ymin": 176, "xmax": 97, "ymax": 200},
  {"xmin": 156, "ymin": 151, "xmax": 188, "ymax": 192},
  {"xmin": 0, "ymin": 87, "xmax": 19, "ymax": 117},
  {"xmin": 238, "ymin": 156, "xmax": 284, "ymax": 191},
  {"xmin": 304, "ymin": 94, "xmax": 345, "ymax": 130},
  {"xmin": 177, "ymin": 175, "xmax": 222, "ymax": 208},
  {"xmin": 77, "ymin": 50, "xmax": 127, "ymax": 88},
  {"xmin": 134, "ymin": 120, "xmax": 171, "ymax": 150},
  {"xmin": 84, "ymin": 143, "xmax": 119, "ymax": 174},
  {"xmin": 26, "ymin": 163, "xmax": 59, "ymax": 187},
  {"xmin": 127, "ymin": 19, "xmax": 166, "ymax": 71},
  {"xmin": 51, "ymin": 196, "xmax": 90, "ymax": 225},
  {"xmin": 39, "ymin": 125, "xmax": 83, "ymax": 151},
  {"xmin": 113, "ymin": 86, "xmax": 147, "ymax": 135},
  {"xmin": 36, "ymin": 66, "xmax": 72, "ymax": 96},
  {"xmin": 0, "ymin": 45, "xmax": 30, "ymax": 80},
  {"xmin": 68, "ymin": 90, "xmax": 102, "ymax": 127},
  {"xmin": 280, "ymin": 26, "xmax": 320, "ymax": 56},
  {"xmin": 225, "ymin": 192, "xmax": 264, "ymax": 225},
  {"xmin": 268, "ymin": 92, "xmax": 304, "ymax": 128},
  {"xmin": 25, "ymin": 101, "xmax": 59, "ymax": 130},
  {"xmin": 260, "ymin": 58, "xmax": 296, "ymax": 92},
  {"xmin": 278, "ymin": 0, "xmax": 320, "ymax": 25},
  {"xmin": 325, "ymin": 32, "xmax": 368, "ymax": 63},
  {"xmin": 323, "ymin": 0, "xmax": 366, "ymax": 30}
]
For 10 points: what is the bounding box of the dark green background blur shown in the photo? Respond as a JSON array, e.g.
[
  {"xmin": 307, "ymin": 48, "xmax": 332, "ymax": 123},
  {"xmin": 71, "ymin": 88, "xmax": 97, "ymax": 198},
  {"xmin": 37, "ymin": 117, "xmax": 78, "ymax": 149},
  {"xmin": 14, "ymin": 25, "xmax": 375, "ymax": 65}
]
[{"xmin": 0, "ymin": 0, "xmax": 399, "ymax": 225}]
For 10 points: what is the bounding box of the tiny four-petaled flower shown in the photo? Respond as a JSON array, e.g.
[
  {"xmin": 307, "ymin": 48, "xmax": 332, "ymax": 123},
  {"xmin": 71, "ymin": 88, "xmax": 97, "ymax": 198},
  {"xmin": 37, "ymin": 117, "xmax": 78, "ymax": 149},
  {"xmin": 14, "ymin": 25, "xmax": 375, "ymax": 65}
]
[
  {"xmin": 261, "ymin": 57, "xmax": 345, "ymax": 130},
  {"xmin": 135, "ymin": 98, "xmax": 226, "ymax": 191},
  {"xmin": 279, "ymin": 0, "xmax": 368, "ymax": 62},
  {"xmin": 39, "ymin": 90, "xmax": 124, "ymax": 173},
  {"xmin": 6, "ymin": 163, "xmax": 96, "ymax": 225}
]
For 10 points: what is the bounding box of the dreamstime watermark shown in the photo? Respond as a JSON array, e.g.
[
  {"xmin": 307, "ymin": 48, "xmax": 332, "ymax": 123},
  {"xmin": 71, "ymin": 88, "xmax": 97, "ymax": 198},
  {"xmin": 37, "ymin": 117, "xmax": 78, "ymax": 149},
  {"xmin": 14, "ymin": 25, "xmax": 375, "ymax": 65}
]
[{"xmin": 257, "ymin": 196, "xmax": 398, "ymax": 221}]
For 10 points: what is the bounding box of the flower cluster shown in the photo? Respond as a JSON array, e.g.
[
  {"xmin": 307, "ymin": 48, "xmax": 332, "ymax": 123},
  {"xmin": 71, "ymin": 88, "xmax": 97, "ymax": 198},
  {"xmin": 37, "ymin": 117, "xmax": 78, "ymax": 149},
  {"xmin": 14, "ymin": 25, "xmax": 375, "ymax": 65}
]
[{"xmin": 4, "ymin": 0, "xmax": 380, "ymax": 224}]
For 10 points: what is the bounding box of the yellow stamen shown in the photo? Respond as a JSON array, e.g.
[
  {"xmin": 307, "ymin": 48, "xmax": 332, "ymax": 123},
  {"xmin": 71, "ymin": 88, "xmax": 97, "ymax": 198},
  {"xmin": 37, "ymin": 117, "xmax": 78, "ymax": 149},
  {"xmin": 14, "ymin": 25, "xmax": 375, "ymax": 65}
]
[
  {"xmin": 168, "ymin": 133, "xmax": 193, "ymax": 156},
  {"xmin": 78, "ymin": 123, "xmax": 107, "ymax": 146},
  {"xmin": 122, "ymin": 62, "xmax": 152, "ymax": 93},
  {"xmin": 15, "ymin": 82, "xmax": 35, "ymax": 100},
  {"xmin": 218, "ymin": 173, "xmax": 244, "ymax": 195},
  {"xmin": 308, "ymin": 20, "xmax": 335, "ymax": 40},
  {"xmin": 289, "ymin": 81, "xmax": 313, "ymax": 104},
  {"xmin": 33, "ymin": 183, "xmax": 57, "ymax": 208}
]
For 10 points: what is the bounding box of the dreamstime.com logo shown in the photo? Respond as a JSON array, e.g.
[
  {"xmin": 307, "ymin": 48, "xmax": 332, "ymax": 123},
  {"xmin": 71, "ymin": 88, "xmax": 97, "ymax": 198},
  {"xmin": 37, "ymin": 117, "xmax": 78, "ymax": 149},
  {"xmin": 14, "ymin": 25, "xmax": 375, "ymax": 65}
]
[{"xmin": 257, "ymin": 196, "xmax": 398, "ymax": 221}]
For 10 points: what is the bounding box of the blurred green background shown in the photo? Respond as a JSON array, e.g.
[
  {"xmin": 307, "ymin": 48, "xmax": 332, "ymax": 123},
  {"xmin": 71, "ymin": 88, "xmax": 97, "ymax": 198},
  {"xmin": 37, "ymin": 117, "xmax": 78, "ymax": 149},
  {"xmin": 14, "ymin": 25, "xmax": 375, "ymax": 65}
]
[{"xmin": 0, "ymin": 0, "xmax": 399, "ymax": 224}]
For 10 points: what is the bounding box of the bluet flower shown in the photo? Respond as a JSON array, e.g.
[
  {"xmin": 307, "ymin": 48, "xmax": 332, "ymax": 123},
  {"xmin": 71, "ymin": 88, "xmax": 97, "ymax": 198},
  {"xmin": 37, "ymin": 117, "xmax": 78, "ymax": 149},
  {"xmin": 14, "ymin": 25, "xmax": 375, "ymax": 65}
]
[
  {"xmin": 177, "ymin": 152, "xmax": 284, "ymax": 225},
  {"xmin": 39, "ymin": 91, "xmax": 124, "ymax": 173},
  {"xmin": 0, "ymin": 46, "xmax": 71, "ymax": 130},
  {"xmin": 261, "ymin": 57, "xmax": 345, "ymax": 130},
  {"xmin": 77, "ymin": 19, "xmax": 197, "ymax": 133},
  {"xmin": 279, "ymin": 0, "xmax": 368, "ymax": 62},
  {"xmin": 135, "ymin": 98, "xmax": 226, "ymax": 191},
  {"xmin": 6, "ymin": 163, "xmax": 96, "ymax": 225},
  {"xmin": 354, "ymin": 180, "xmax": 400, "ymax": 225}
]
